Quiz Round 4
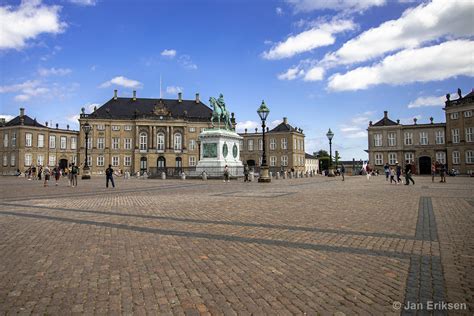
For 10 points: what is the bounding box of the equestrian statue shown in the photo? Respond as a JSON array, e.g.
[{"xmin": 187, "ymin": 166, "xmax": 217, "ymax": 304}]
[{"xmin": 209, "ymin": 94, "xmax": 232, "ymax": 130}]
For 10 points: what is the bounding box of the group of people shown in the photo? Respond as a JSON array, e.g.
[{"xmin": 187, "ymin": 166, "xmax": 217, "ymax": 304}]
[
  {"xmin": 431, "ymin": 161, "xmax": 447, "ymax": 183},
  {"xmin": 367, "ymin": 161, "xmax": 416, "ymax": 185},
  {"xmin": 23, "ymin": 163, "xmax": 80, "ymax": 187}
]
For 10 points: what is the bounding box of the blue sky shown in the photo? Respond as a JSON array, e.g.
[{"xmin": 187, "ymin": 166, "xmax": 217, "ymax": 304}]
[{"xmin": 1, "ymin": 0, "xmax": 473, "ymax": 160}]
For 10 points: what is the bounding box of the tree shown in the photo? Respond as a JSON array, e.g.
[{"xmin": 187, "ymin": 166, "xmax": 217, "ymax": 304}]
[{"xmin": 314, "ymin": 150, "xmax": 329, "ymax": 158}]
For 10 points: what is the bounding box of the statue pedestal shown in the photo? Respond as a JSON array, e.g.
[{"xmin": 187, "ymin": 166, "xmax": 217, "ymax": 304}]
[{"xmin": 196, "ymin": 129, "xmax": 243, "ymax": 177}]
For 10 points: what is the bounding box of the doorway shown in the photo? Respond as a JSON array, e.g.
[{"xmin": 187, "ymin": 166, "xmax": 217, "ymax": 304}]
[
  {"xmin": 418, "ymin": 156, "xmax": 431, "ymax": 175},
  {"xmin": 140, "ymin": 157, "xmax": 147, "ymax": 174}
]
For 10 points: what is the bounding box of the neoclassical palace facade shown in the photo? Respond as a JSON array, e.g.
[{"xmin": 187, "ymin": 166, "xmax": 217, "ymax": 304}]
[{"xmin": 367, "ymin": 89, "xmax": 474, "ymax": 175}]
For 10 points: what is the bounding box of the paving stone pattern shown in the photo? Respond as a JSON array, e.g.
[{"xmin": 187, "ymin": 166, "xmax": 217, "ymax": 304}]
[{"xmin": 0, "ymin": 175, "xmax": 472, "ymax": 315}]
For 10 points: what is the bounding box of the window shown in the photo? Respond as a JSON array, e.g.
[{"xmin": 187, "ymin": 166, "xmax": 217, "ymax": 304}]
[
  {"xmin": 270, "ymin": 156, "xmax": 277, "ymax": 166},
  {"xmin": 388, "ymin": 153, "xmax": 397, "ymax": 165},
  {"xmin": 450, "ymin": 112, "xmax": 459, "ymax": 120},
  {"xmin": 3, "ymin": 133, "xmax": 8, "ymax": 147},
  {"xmin": 375, "ymin": 153, "xmax": 383, "ymax": 165},
  {"xmin": 374, "ymin": 134, "xmax": 382, "ymax": 147},
  {"xmin": 452, "ymin": 151, "xmax": 460, "ymax": 164},
  {"xmin": 465, "ymin": 110, "xmax": 472, "ymax": 118},
  {"xmin": 60, "ymin": 136, "xmax": 67, "ymax": 149},
  {"xmin": 112, "ymin": 138, "xmax": 120, "ymax": 150},
  {"xmin": 175, "ymin": 157, "xmax": 182, "ymax": 168},
  {"xmin": 281, "ymin": 138, "xmax": 287, "ymax": 150},
  {"xmin": 174, "ymin": 133, "xmax": 182, "ymax": 151},
  {"xmin": 270, "ymin": 138, "xmax": 276, "ymax": 150},
  {"xmin": 38, "ymin": 134, "xmax": 44, "ymax": 148},
  {"xmin": 124, "ymin": 156, "xmax": 131, "ymax": 166},
  {"xmin": 10, "ymin": 154, "xmax": 15, "ymax": 166},
  {"xmin": 72, "ymin": 156, "xmax": 77, "ymax": 165},
  {"xmin": 49, "ymin": 136, "xmax": 56, "ymax": 149},
  {"xmin": 112, "ymin": 156, "xmax": 119, "ymax": 166},
  {"xmin": 404, "ymin": 132, "xmax": 413, "ymax": 145},
  {"xmin": 189, "ymin": 156, "xmax": 196, "ymax": 166},
  {"xmin": 49, "ymin": 155, "xmax": 56, "ymax": 166},
  {"xmin": 435, "ymin": 131, "xmax": 445, "ymax": 144},
  {"xmin": 124, "ymin": 138, "xmax": 132, "ymax": 150},
  {"xmin": 248, "ymin": 139, "xmax": 254, "ymax": 151},
  {"xmin": 87, "ymin": 137, "xmax": 93, "ymax": 150},
  {"xmin": 86, "ymin": 156, "xmax": 92, "ymax": 167},
  {"xmin": 452, "ymin": 129, "xmax": 460, "ymax": 143},
  {"xmin": 97, "ymin": 138, "xmax": 105, "ymax": 149},
  {"xmin": 124, "ymin": 125, "xmax": 133, "ymax": 131},
  {"xmin": 37, "ymin": 154, "xmax": 44, "ymax": 166},
  {"xmin": 112, "ymin": 125, "xmax": 120, "ymax": 131},
  {"xmin": 189, "ymin": 139, "xmax": 196, "ymax": 151},
  {"xmin": 436, "ymin": 152, "xmax": 446, "ymax": 164},
  {"xmin": 281, "ymin": 155, "xmax": 288, "ymax": 166},
  {"xmin": 388, "ymin": 133, "xmax": 396, "ymax": 147},
  {"xmin": 294, "ymin": 139, "xmax": 297, "ymax": 150},
  {"xmin": 11, "ymin": 132, "xmax": 16, "ymax": 147},
  {"xmin": 3, "ymin": 155, "xmax": 7, "ymax": 167},
  {"xmin": 96, "ymin": 124, "xmax": 105, "ymax": 130},
  {"xmin": 97, "ymin": 156, "xmax": 104, "ymax": 166},
  {"xmin": 405, "ymin": 152, "xmax": 414, "ymax": 163},
  {"xmin": 189, "ymin": 127, "xmax": 196, "ymax": 132},
  {"xmin": 156, "ymin": 133, "xmax": 164, "ymax": 151},
  {"xmin": 420, "ymin": 132, "xmax": 428, "ymax": 145},
  {"xmin": 466, "ymin": 127, "xmax": 473, "ymax": 142},
  {"xmin": 258, "ymin": 139, "xmax": 263, "ymax": 151},
  {"xmin": 25, "ymin": 133, "xmax": 33, "ymax": 147},
  {"xmin": 70, "ymin": 137, "xmax": 77, "ymax": 150},
  {"xmin": 139, "ymin": 132, "xmax": 147, "ymax": 151},
  {"xmin": 466, "ymin": 151, "xmax": 474, "ymax": 164}
]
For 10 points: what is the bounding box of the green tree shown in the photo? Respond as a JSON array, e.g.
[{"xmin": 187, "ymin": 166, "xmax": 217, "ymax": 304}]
[{"xmin": 314, "ymin": 150, "xmax": 329, "ymax": 158}]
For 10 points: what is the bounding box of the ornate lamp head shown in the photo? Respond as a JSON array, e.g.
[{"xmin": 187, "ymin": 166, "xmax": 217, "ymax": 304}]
[
  {"xmin": 82, "ymin": 122, "xmax": 91, "ymax": 134},
  {"xmin": 326, "ymin": 128, "xmax": 334, "ymax": 141},
  {"xmin": 257, "ymin": 100, "xmax": 270, "ymax": 122}
]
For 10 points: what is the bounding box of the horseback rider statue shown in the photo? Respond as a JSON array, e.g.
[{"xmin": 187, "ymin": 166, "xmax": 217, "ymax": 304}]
[{"xmin": 209, "ymin": 93, "xmax": 232, "ymax": 130}]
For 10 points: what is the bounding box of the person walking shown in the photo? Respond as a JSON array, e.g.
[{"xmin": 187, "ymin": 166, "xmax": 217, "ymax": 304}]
[
  {"xmin": 43, "ymin": 166, "xmax": 51, "ymax": 187},
  {"xmin": 390, "ymin": 167, "xmax": 396, "ymax": 184},
  {"xmin": 38, "ymin": 165, "xmax": 42, "ymax": 180},
  {"xmin": 243, "ymin": 164, "xmax": 249, "ymax": 182},
  {"xmin": 223, "ymin": 165, "xmax": 230, "ymax": 183},
  {"xmin": 366, "ymin": 162, "xmax": 371, "ymax": 180},
  {"xmin": 384, "ymin": 163, "xmax": 390, "ymax": 181},
  {"xmin": 105, "ymin": 164, "xmax": 115, "ymax": 188},
  {"xmin": 70, "ymin": 163, "xmax": 78, "ymax": 187},
  {"xmin": 440, "ymin": 163, "xmax": 447, "ymax": 183},
  {"xmin": 404, "ymin": 160, "xmax": 415, "ymax": 185},
  {"xmin": 53, "ymin": 165, "xmax": 61, "ymax": 186},
  {"xmin": 341, "ymin": 164, "xmax": 345, "ymax": 181},
  {"xmin": 395, "ymin": 162, "xmax": 402, "ymax": 184},
  {"xmin": 431, "ymin": 162, "xmax": 437, "ymax": 183}
]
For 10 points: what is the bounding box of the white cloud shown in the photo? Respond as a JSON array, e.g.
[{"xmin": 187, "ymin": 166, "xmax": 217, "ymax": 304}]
[
  {"xmin": 161, "ymin": 49, "xmax": 177, "ymax": 58},
  {"xmin": 166, "ymin": 86, "xmax": 183, "ymax": 95},
  {"xmin": 328, "ymin": 40, "xmax": 474, "ymax": 91},
  {"xmin": 69, "ymin": 0, "xmax": 97, "ymax": 5},
  {"xmin": 276, "ymin": 7, "xmax": 284, "ymax": 15},
  {"xmin": 0, "ymin": 114, "xmax": 15, "ymax": 122},
  {"xmin": 0, "ymin": 80, "xmax": 40, "ymax": 93},
  {"xmin": 303, "ymin": 66, "xmax": 324, "ymax": 81},
  {"xmin": 321, "ymin": 0, "xmax": 474, "ymax": 67},
  {"xmin": 262, "ymin": 19, "xmax": 355, "ymax": 60},
  {"xmin": 0, "ymin": 0, "xmax": 66, "ymax": 50},
  {"xmin": 339, "ymin": 111, "xmax": 375, "ymax": 139},
  {"xmin": 178, "ymin": 55, "xmax": 197, "ymax": 70},
  {"xmin": 38, "ymin": 67, "xmax": 72, "ymax": 76},
  {"xmin": 100, "ymin": 76, "xmax": 143, "ymax": 89},
  {"xmin": 236, "ymin": 120, "xmax": 259, "ymax": 133},
  {"xmin": 278, "ymin": 66, "xmax": 304, "ymax": 80},
  {"xmin": 66, "ymin": 114, "xmax": 80, "ymax": 123},
  {"xmin": 0, "ymin": 80, "xmax": 49, "ymax": 101},
  {"xmin": 14, "ymin": 94, "xmax": 31, "ymax": 102},
  {"xmin": 408, "ymin": 96, "xmax": 443, "ymax": 109},
  {"xmin": 286, "ymin": 0, "xmax": 385, "ymax": 13},
  {"xmin": 82, "ymin": 103, "xmax": 100, "ymax": 113}
]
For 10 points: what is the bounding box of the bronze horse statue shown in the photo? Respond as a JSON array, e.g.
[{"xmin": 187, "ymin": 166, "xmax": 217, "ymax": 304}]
[{"xmin": 209, "ymin": 96, "xmax": 232, "ymax": 129}]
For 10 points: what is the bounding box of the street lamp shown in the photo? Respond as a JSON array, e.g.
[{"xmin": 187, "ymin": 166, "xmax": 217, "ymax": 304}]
[
  {"xmin": 82, "ymin": 122, "xmax": 92, "ymax": 179},
  {"xmin": 257, "ymin": 100, "xmax": 271, "ymax": 183},
  {"xmin": 326, "ymin": 128, "xmax": 335, "ymax": 177}
]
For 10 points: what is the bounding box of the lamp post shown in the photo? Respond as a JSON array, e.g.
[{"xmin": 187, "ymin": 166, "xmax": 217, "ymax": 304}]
[
  {"xmin": 326, "ymin": 128, "xmax": 335, "ymax": 177},
  {"xmin": 82, "ymin": 122, "xmax": 91, "ymax": 179},
  {"xmin": 257, "ymin": 100, "xmax": 271, "ymax": 183}
]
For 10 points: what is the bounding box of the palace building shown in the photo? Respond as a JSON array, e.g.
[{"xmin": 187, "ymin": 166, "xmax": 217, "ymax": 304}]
[
  {"xmin": 78, "ymin": 90, "xmax": 225, "ymax": 175},
  {"xmin": 0, "ymin": 108, "xmax": 79, "ymax": 175},
  {"xmin": 239, "ymin": 117, "xmax": 306, "ymax": 172},
  {"xmin": 367, "ymin": 89, "xmax": 474, "ymax": 175}
]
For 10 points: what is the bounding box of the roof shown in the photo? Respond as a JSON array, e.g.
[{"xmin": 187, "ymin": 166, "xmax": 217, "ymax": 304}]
[
  {"xmin": 305, "ymin": 153, "xmax": 317, "ymax": 159},
  {"xmin": 269, "ymin": 121, "xmax": 301, "ymax": 133},
  {"xmin": 372, "ymin": 117, "xmax": 398, "ymax": 127},
  {"xmin": 4, "ymin": 115, "xmax": 45, "ymax": 128},
  {"xmin": 88, "ymin": 97, "xmax": 212, "ymax": 120}
]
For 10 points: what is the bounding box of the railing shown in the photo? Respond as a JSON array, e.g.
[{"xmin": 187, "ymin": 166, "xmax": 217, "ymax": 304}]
[{"xmin": 148, "ymin": 166, "xmax": 244, "ymax": 178}]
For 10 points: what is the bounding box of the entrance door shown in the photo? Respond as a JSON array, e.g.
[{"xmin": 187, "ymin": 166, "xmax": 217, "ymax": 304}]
[
  {"xmin": 419, "ymin": 156, "xmax": 431, "ymax": 175},
  {"xmin": 59, "ymin": 159, "xmax": 68, "ymax": 170},
  {"xmin": 157, "ymin": 156, "xmax": 166, "ymax": 172},
  {"xmin": 140, "ymin": 157, "xmax": 147, "ymax": 174}
]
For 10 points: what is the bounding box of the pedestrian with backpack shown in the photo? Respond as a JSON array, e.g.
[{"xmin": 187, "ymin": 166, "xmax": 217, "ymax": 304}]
[{"xmin": 105, "ymin": 164, "xmax": 115, "ymax": 188}]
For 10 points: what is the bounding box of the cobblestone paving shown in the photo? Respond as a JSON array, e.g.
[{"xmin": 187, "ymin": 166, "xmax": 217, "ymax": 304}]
[{"xmin": 0, "ymin": 174, "xmax": 472, "ymax": 315}]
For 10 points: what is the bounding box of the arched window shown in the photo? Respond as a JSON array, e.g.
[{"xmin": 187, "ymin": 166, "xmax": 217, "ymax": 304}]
[
  {"xmin": 175, "ymin": 157, "xmax": 182, "ymax": 168},
  {"xmin": 157, "ymin": 132, "xmax": 165, "ymax": 151},
  {"xmin": 174, "ymin": 133, "xmax": 182, "ymax": 151},
  {"xmin": 157, "ymin": 156, "xmax": 166, "ymax": 169},
  {"xmin": 139, "ymin": 132, "xmax": 147, "ymax": 151}
]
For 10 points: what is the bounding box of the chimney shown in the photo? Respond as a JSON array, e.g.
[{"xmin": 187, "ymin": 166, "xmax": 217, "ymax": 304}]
[
  {"xmin": 283, "ymin": 117, "xmax": 288, "ymax": 124},
  {"xmin": 114, "ymin": 89, "xmax": 118, "ymax": 100},
  {"xmin": 20, "ymin": 108, "xmax": 25, "ymax": 117},
  {"xmin": 133, "ymin": 90, "xmax": 136, "ymax": 101},
  {"xmin": 384, "ymin": 111, "xmax": 388, "ymax": 119},
  {"xmin": 195, "ymin": 93, "xmax": 200, "ymax": 103},
  {"xmin": 178, "ymin": 92, "xmax": 182, "ymax": 103}
]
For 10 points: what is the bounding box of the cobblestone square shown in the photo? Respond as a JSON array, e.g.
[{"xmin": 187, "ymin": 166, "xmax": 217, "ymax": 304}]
[{"xmin": 0, "ymin": 175, "xmax": 473, "ymax": 315}]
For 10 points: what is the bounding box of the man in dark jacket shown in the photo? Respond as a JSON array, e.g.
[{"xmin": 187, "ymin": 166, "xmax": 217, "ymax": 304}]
[
  {"xmin": 105, "ymin": 164, "xmax": 115, "ymax": 188},
  {"xmin": 404, "ymin": 160, "xmax": 415, "ymax": 185}
]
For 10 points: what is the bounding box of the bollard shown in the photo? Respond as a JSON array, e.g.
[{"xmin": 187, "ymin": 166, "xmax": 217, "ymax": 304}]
[
  {"xmin": 181, "ymin": 172, "xmax": 186, "ymax": 180},
  {"xmin": 161, "ymin": 171, "xmax": 166, "ymax": 180},
  {"xmin": 202, "ymin": 171, "xmax": 207, "ymax": 181},
  {"xmin": 269, "ymin": 171, "xmax": 273, "ymax": 178},
  {"xmin": 250, "ymin": 172, "xmax": 255, "ymax": 182},
  {"xmin": 276, "ymin": 171, "xmax": 280, "ymax": 179}
]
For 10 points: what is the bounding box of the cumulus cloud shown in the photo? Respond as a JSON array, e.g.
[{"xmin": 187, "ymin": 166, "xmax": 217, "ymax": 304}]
[
  {"xmin": 303, "ymin": 66, "xmax": 324, "ymax": 81},
  {"xmin": 0, "ymin": 80, "xmax": 49, "ymax": 101},
  {"xmin": 278, "ymin": 67, "xmax": 304, "ymax": 80},
  {"xmin": 339, "ymin": 111, "xmax": 375, "ymax": 139},
  {"xmin": 407, "ymin": 92, "xmax": 457, "ymax": 108},
  {"xmin": 328, "ymin": 40, "xmax": 474, "ymax": 91},
  {"xmin": 321, "ymin": 0, "xmax": 474, "ymax": 67},
  {"xmin": 38, "ymin": 67, "xmax": 72, "ymax": 76},
  {"xmin": 100, "ymin": 76, "xmax": 143, "ymax": 89},
  {"xmin": 69, "ymin": 0, "xmax": 97, "ymax": 5},
  {"xmin": 0, "ymin": 0, "xmax": 66, "ymax": 50},
  {"xmin": 236, "ymin": 119, "xmax": 282, "ymax": 133},
  {"xmin": 262, "ymin": 19, "xmax": 355, "ymax": 60},
  {"xmin": 161, "ymin": 49, "xmax": 177, "ymax": 58},
  {"xmin": 166, "ymin": 86, "xmax": 183, "ymax": 96},
  {"xmin": 286, "ymin": 0, "xmax": 386, "ymax": 13}
]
